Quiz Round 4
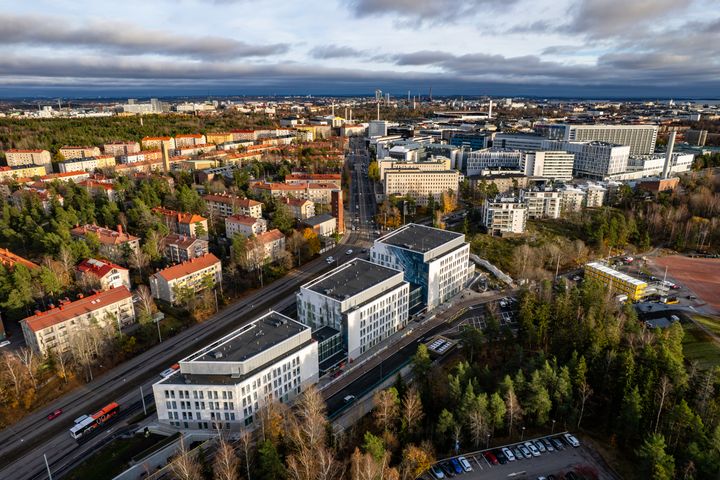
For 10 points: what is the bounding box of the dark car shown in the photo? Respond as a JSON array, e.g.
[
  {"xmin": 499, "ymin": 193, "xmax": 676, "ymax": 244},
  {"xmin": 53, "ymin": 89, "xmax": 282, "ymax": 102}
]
[
  {"xmin": 450, "ymin": 458, "xmax": 463, "ymax": 474},
  {"xmin": 440, "ymin": 462, "xmax": 455, "ymax": 477},
  {"xmin": 47, "ymin": 408, "xmax": 63, "ymax": 420},
  {"xmin": 565, "ymin": 472, "xmax": 579, "ymax": 480},
  {"xmin": 551, "ymin": 438, "xmax": 564, "ymax": 450},
  {"xmin": 495, "ymin": 450, "xmax": 508, "ymax": 464},
  {"xmin": 483, "ymin": 451, "xmax": 499, "ymax": 465}
]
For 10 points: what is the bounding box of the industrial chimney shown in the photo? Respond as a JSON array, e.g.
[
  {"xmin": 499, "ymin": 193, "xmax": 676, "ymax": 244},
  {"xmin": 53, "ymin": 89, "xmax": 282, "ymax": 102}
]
[
  {"xmin": 662, "ymin": 131, "xmax": 676, "ymax": 179},
  {"xmin": 488, "ymin": 100, "xmax": 493, "ymax": 119}
]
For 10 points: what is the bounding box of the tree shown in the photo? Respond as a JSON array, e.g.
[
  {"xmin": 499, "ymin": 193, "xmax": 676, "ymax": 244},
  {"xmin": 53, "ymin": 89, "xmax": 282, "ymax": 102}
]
[
  {"xmin": 169, "ymin": 436, "xmax": 202, "ymax": 480},
  {"xmin": 256, "ymin": 439, "xmax": 286, "ymax": 480},
  {"xmin": 129, "ymin": 248, "xmax": 150, "ymax": 276},
  {"xmin": 436, "ymin": 409, "xmax": 456, "ymax": 448},
  {"xmin": 412, "ymin": 344, "xmax": 432, "ymax": 380},
  {"xmin": 135, "ymin": 285, "xmax": 157, "ymax": 324},
  {"xmin": 488, "ymin": 392, "xmax": 506, "ymax": 435},
  {"xmin": 402, "ymin": 386, "xmax": 424, "ymax": 435},
  {"xmin": 637, "ymin": 434, "xmax": 675, "ymax": 480},
  {"xmin": 302, "ymin": 228, "xmax": 320, "ymax": 256},
  {"xmin": 503, "ymin": 377, "xmax": 523, "ymax": 437},
  {"xmin": 374, "ymin": 387, "xmax": 400, "ymax": 432},
  {"xmin": 655, "ymin": 376, "xmax": 672, "ymax": 433},
  {"xmin": 526, "ymin": 370, "xmax": 553, "ymax": 426},
  {"xmin": 239, "ymin": 429, "xmax": 253, "ymax": 480},
  {"xmin": 363, "ymin": 431, "xmax": 386, "ymax": 462},
  {"xmin": 213, "ymin": 435, "xmax": 240, "ymax": 480},
  {"xmin": 271, "ymin": 202, "xmax": 294, "ymax": 234},
  {"xmin": 368, "ymin": 161, "xmax": 380, "ymax": 181},
  {"xmin": 399, "ymin": 444, "xmax": 435, "ymax": 480}
]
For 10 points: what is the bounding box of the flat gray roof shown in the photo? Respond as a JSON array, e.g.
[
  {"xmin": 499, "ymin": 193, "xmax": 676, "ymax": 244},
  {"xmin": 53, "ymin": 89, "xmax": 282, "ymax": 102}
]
[
  {"xmin": 377, "ymin": 223, "xmax": 463, "ymax": 253},
  {"xmin": 306, "ymin": 259, "xmax": 400, "ymax": 301},
  {"xmin": 193, "ymin": 312, "xmax": 306, "ymax": 363},
  {"xmin": 303, "ymin": 213, "xmax": 335, "ymax": 226}
]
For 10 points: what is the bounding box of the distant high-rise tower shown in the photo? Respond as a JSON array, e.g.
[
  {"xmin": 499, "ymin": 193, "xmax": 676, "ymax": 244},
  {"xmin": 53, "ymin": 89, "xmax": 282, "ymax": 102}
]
[
  {"xmin": 331, "ymin": 190, "xmax": 344, "ymax": 234},
  {"xmin": 488, "ymin": 100, "xmax": 493, "ymax": 119},
  {"xmin": 662, "ymin": 131, "xmax": 676, "ymax": 179}
]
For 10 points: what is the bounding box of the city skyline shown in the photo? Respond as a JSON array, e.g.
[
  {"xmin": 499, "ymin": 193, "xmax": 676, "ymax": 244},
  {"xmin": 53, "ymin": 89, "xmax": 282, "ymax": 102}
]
[{"xmin": 2, "ymin": 0, "xmax": 719, "ymax": 97}]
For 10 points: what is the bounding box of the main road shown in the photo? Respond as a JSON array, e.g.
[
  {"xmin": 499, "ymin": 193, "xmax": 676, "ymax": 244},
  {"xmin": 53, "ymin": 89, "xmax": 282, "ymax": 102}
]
[{"xmin": 0, "ymin": 144, "xmax": 374, "ymax": 479}]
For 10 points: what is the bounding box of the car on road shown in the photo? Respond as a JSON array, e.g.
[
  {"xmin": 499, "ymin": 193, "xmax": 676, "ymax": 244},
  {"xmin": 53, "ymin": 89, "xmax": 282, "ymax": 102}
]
[
  {"xmin": 457, "ymin": 456, "xmax": 473, "ymax": 472},
  {"xmin": 343, "ymin": 395, "xmax": 356, "ymax": 403},
  {"xmin": 524, "ymin": 442, "xmax": 541, "ymax": 457},
  {"xmin": 550, "ymin": 437, "xmax": 564, "ymax": 450},
  {"xmin": 501, "ymin": 447, "xmax": 516, "ymax": 462},
  {"xmin": 534, "ymin": 440, "xmax": 546, "ymax": 453},
  {"xmin": 0, "ymin": 340, "xmax": 10, "ymax": 348},
  {"xmin": 429, "ymin": 465, "xmax": 445, "ymax": 479},
  {"xmin": 449, "ymin": 458, "xmax": 463, "ymax": 474},
  {"xmin": 572, "ymin": 275, "xmax": 582, "ymax": 281},
  {"xmin": 326, "ymin": 256, "xmax": 335, "ymax": 264},
  {"xmin": 346, "ymin": 249, "xmax": 353, "ymax": 255},
  {"xmin": 483, "ymin": 451, "xmax": 498, "ymax": 465},
  {"xmin": 563, "ymin": 433, "xmax": 581, "ymax": 447},
  {"xmin": 47, "ymin": 408, "xmax": 63, "ymax": 420}
]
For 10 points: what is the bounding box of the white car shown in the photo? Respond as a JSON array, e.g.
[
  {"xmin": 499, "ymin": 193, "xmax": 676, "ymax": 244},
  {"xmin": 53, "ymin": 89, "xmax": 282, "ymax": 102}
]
[
  {"xmin": 525, "ymin": 441, "xmax": 541, "ymax": 457},
  {"xmin": 346, "ymin": 249, "xmax": 353, "ymax": 255},
  {"xmin": 457, "ymin": 456, "xmax": 473, "ymax": 472},
  {"xmin": 326, "ymin": 256, "xmax": 334, "ymax": 264},
  {"xmin": 564, "ymin": 433, "xmax": 581, "ymax": 447},
  {"xmin": 0, "ymin": 340, "xmax": 10, "ymax": 348},
  {"xmin": 502, "ymin": 447, "xmax": 516, "ymax": 462}
]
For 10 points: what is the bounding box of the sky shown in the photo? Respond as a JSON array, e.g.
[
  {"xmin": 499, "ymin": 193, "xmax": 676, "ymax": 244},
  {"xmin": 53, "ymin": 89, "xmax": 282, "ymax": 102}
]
[{"xmin": 1, "ymin": 0, "xmax": 719, "ymax": 98}]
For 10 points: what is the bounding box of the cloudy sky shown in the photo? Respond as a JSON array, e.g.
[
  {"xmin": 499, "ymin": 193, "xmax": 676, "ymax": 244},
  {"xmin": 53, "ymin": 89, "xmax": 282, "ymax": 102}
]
[{"xmin": 1, "ymin": 0, "xmax": 719, "ymax": 98}]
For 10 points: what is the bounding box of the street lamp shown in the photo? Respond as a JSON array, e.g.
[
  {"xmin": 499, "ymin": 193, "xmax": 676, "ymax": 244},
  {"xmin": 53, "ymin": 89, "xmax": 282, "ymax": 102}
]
[
  {"xmin": 521, "ymin": 426, "xmax": 526, "ymax": 441},
  {"xmin": 486, "ymin": 433, "xmax": 491, "ymax": 449},
  {"xmin": 551, "ymin": 419, "xmax": 556, "ymax": 435}
]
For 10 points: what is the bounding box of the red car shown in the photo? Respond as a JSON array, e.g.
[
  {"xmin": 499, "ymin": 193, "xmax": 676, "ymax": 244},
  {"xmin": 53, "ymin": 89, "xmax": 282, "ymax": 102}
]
[
  {"xmin": 47, "ymin": 408, "xmax": 63, "ymax": 421},
  {"xmin": 483, "ymin": 451, "xmax": 499, "ymax": 465}
]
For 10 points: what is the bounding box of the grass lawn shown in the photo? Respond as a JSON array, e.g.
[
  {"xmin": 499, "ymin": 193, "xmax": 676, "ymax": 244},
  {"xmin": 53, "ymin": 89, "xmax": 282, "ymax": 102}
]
[
  {"xmin": 682, "ymin": 322, "xmax": 720, "ymax": 370},
  {"xmin": 693, "ymin": 315, "xmax": 720, "ymax": 337},
  {"xmin": 67, "ymin": 434, "xmax": 166, "ymax": 480}
]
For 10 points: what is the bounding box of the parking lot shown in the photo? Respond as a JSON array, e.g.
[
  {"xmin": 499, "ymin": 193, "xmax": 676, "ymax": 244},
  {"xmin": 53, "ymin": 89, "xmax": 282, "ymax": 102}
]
[{"xmin": 427, "ymin": 434, "xmax": 617, "ymax": 480}]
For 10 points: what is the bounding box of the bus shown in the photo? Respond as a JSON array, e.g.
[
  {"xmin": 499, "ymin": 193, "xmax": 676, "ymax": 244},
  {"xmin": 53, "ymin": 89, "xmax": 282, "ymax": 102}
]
[{"xmin": 69, "ymin": 402, "xmax": 120, "ymax": 440}]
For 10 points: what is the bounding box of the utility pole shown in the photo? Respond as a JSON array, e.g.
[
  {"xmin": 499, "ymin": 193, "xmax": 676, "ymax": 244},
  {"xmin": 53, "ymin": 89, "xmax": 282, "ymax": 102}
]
[
  {"xmin": 140, "ymin": 386, "xmax": 147, "ymax": 416},
  {"xmin": 44, "ymin": 454, "xmax": 53, "ymax": 480}
]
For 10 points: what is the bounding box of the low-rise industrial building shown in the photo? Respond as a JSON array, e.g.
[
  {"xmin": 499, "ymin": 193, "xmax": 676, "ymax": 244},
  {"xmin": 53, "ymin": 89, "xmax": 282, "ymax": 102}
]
[{"xmin": 584, "ymin": 262, "xmax": 647, "ymax": 300}]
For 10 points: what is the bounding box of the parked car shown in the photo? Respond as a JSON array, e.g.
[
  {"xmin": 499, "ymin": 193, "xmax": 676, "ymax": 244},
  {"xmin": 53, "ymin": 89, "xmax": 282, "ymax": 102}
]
[
  {"xmin": 565, "ymin": 472, "xmax": 579, "ymax": 480},
  {"xmin": 687, "ymin": 295, "xmax": 697, "ymax": 300},
  {"xmin": 563, "ymin": 433, "xmax": 581, "ymax": 447},
  {"xmin": 534, "ymin": 440, "xmax": 546, "ymax": 453},
  {"xmin": 542, "ymin": 438, "xmax": 555, "ymax": 452},
  {"xmin": 0, "ymin": 340, "xmax": 10, "ymax": 348},
  {"xmin": 550, "ymin": 438, "xmax": 564, "ymax": 450},
  {"xmin": 502, "ymin": 447, "xmax": 516, "ymax": 462},
  {"xmin": 346, "ymin": 249, "xmax": 353, "ymax": 255},
  {"xmin": 429, "ymin": 465, "xmax": 445, "ymax": 479},
  {"xmin": 525, "ymin": 441, "xmax": 541, "ymax": 457},
  {"xmin": 457, "ymin": 456, "xmax": 473, "ymax": 472},
  {"xmin": 449, "ymin": 458, "xmax": 463, "ymax": 474},
  {"xmin": 514, "ymin": 446, "xmax": 527, "ymax": 459},
  {"xmin": 47, "ymin": 408, "xmax": 63, "ymax": 420},
  {"xmin": 440, "ymin": 461, "xmax": 455, "ymax": 477},
  {"xmin": 483, "ymin": 451, "xmax": 498, "ymax": 465},
  {"xmin": 495, "ymin": 450, "xmax": 508, "ymax": 464}
]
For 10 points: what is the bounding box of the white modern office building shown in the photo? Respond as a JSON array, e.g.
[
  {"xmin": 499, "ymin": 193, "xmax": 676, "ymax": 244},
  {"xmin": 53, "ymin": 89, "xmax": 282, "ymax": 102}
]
[
  {"xmin": 153, "ymin": 311, "xmax": 319, "ymax": 432},
  {"xmin": 557, "ymin": 141, "xmax": 630, "ymax": 180},
  {"xmin": 368, "ymin": 120, "xmax": 390, "ymax": 137},
  {"xmin": 493, "ymin": 133, "xmax": 547, "ymax": 151},
  {"xmin": 521, "ymin": 151, "xmax": 575, "ymax": 180},
  {"xmin": 465, "ymin": 148, "xmax": 523, "ymax": 176},
  {"xmin": 480, "ymin": 197, "xmax": 528, "ymax": 235},
  {"xmin": 370, "ymin": 224, "xmax": 472, "ymax": 311},
  {"xmin": 383, "ymin": 170, "xmax": 460, "ymax": 206},
  {"xmin": 297, "ymin": 259, "xmax": 409, "ymax": 360},
  {"xmin": 538, "ymin": 124, "xmax": 658, "ymax": 156}
]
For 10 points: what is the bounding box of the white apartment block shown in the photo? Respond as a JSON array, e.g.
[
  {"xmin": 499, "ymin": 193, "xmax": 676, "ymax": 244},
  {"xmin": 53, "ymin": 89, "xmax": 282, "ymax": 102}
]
[
  {"xmin": 560, "ymin": 187, "xmax": 586, "ymax": 213},
  {"xmin": 584, "ymin": 185, "xmax": 606, "ymax": 207},
  {"xmin": 174, "ymin": 134, "xmax": 207, "ymax": 147},
  {"xmin": 378, "ymin": 156, "xmax": 451, "ymax": 180},
  {"xmin": 141, "ymin": 137, "xmax": 176, "ymax": 151},
  {"xmin": 59, "ymin": 146, "xmax": 101, "ymax": 159},
  {"xmin": 149, "ymin": 253, "xmax": 222, "ymax": 304},
  {"xmin": 203, "ymin": 194, "xmax": 263, "ymax": 219},
  {"xmin": 521, "ymin": 151, "xmax": 574, "ymax": 180},
  {"xmin": 21, "ymin": 287, "xmax": 136, "ymax": 356},
  {"xmin": 370, "ymin": 224, "xmax": 472, "ymax": 311},
  {"xmin": 103, "ymin": 142, "xmax": 140, "ymax": 156},
  {"xmin": 466, "ymin": 148, "xmax": 523, "ymax": 176},
  {"xmin": 225, "ymin": 215, "xmax": 267, "ymax": 238},
  {"xmin": 4, "ymin": 149, "xmax": 52, "ymax": 167},
  {"xmin": 383, "ymin": 170, "xmax": 460, "ymax": 206},
  {"xmin": 521, "ymin": 190, "xmax": 562, "ymax": 219},
  {"xmin": 480, "ymin": 197, "xmax": 528, "ymax": 235},
  {"xmin": 58, "ymin": 155, "xmax": 116, "ymax": 173},
  {"xmin": 153, "ymin": 311, "xmax": 319, "ymax": 432},
  {"xmin": 297, "ymin": 259, "xmax": 409, "ymax": 360}
]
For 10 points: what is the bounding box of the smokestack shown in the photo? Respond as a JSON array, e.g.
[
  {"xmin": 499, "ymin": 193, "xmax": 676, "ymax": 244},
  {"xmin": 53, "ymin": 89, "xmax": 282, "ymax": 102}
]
[
  {"xmin": 662, "ymin": 131, "xmax": 676, "ymax": 179},
  {"xmin": 162, "ymin": 141, "xmax": 170, "ymax": 173},
  {"xmin": 376, "ymin": 101, "xmax": 380, "ymax": 121},
  {"xmin": 349, "ymin": 108, "xmax": 353, "ymax": 123},
  {"xmin": 488, "ymin": 100, "xmax": 493, "ymax": 119}
]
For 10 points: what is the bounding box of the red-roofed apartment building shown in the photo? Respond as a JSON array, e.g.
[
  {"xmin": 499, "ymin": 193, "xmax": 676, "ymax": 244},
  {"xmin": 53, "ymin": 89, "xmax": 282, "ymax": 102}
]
[
  {"xmin": 152, "ymin": 207, "xmax": 209, "ymax": 239},
  {"xmin": 0, "ymin": 248, "xmax": 39, "ymax": 271},
  {"xmin": 225, "ymin": 214, "xmax": 267, "ymax": 238},
  {"xmin": 149, "ymin": 253, "xmax": 222, "ymax": 304},
  {"xmin": 160, "ymin": 233, "xmax": 209, "ymax": 263},
  {"xmin": 70, "ymin": 224, "xmax": 140, "ymax": 263},
  {"xmin": 76, "ymin": 258, "xmax": 131, "ymax": 291},
  {"xmin": 174, "ymin": 134, "xmax": 206, "ymax": 148},
  {"xmin": 21, "ymin": 287, "xmax": 136, "ymax": 355},
  {"xmin": 255, "ymin": 229, "xmax": 286, "ymax": 263},
  {"xmin": 4, "ymin": 149, "xmax": 52, "ymax": 167}
]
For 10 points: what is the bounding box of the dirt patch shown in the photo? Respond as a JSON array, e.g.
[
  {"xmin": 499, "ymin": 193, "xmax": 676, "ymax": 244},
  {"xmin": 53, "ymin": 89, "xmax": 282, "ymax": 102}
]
[{"xmin": 652, "ymin": 256, "xmax": 720, "ymax": 314}]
